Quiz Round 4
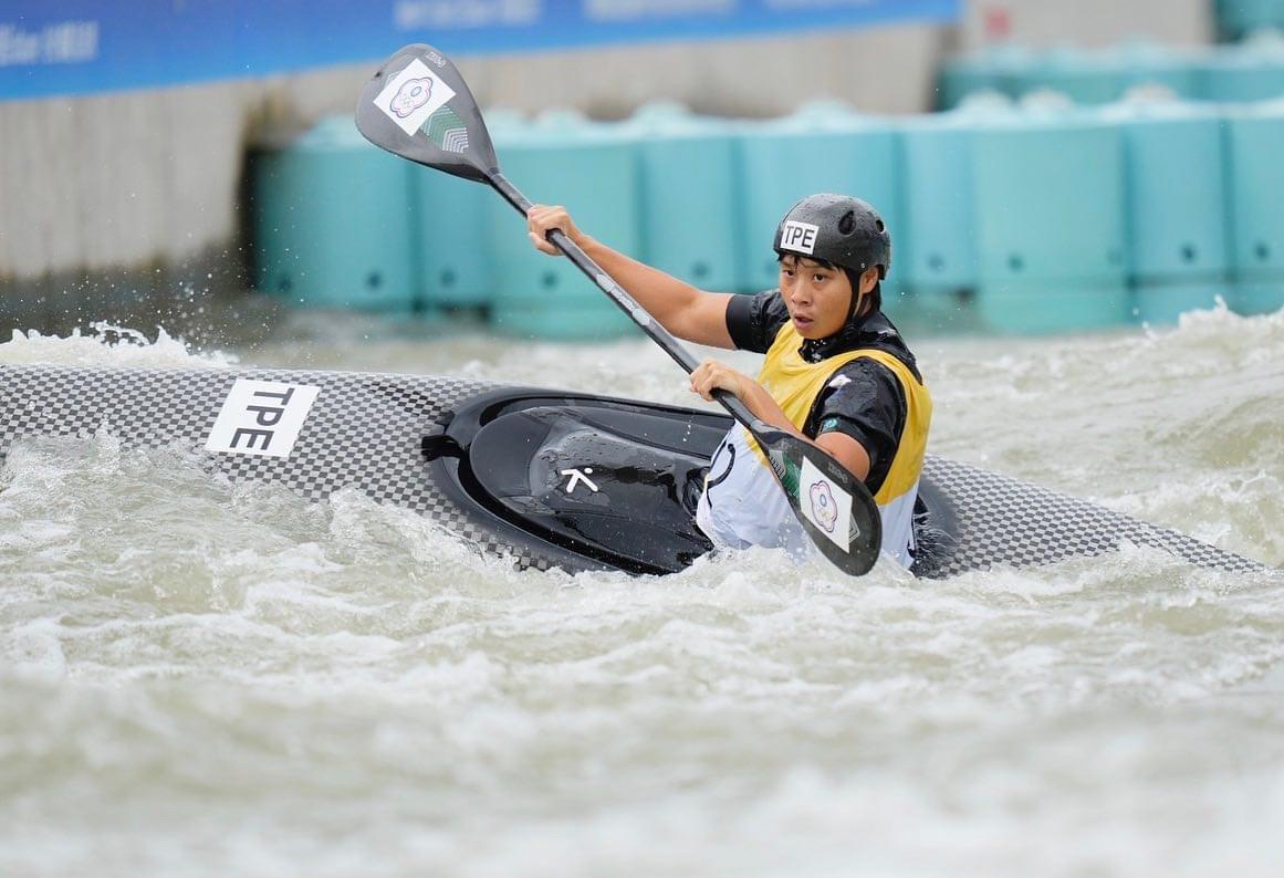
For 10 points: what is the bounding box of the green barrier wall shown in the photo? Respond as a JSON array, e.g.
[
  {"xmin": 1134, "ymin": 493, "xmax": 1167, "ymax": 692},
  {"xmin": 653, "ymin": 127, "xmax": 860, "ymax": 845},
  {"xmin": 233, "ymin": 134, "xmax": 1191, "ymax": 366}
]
[
  {"xmin": 941, "ymin": 41, "xmax": 1284, "ymax": 108},
  {"xmin": 1216, "ymin": 0, "xmax": 1284, "ymax": 40},
  {"xmin": 412, "ymin": 169, "xmax": 493, "ymax": 310},
  {"xmin": 1225, "ymin": 102, "xmax": 1284, "ymax": 314},
  {"xmin": 738, "ymin": 103, "xmax": 902, "ymax": 294},
  {"xmin": 1110, "ymin": 104, "xmax": 1232, "ymax": 324},
  {"xmin": 252, "ymin": 117, "xmax": 415, "ymax": 311},
  {"xmin": 621, "ymin": 103, "xmax": 748, "ymax": 294},
  {"xmin": 899, "ymin": 110, "xmax": 982, "ymax": 327},
  {"xmin": 970, "ymin": 111, "xmax": 1130, "ymax": 333},
  {"xmin": 486, "ymin": 112, "xmax": 641, "ymax": 340},
  {"xmin": 251, "ymin": 90, "xmax": 1284, "ymax": 335}
]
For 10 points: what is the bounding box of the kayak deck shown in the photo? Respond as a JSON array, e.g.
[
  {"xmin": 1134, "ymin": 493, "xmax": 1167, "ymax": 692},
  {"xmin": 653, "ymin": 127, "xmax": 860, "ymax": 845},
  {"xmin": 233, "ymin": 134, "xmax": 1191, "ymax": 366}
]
[{"xmin": 0, "ymin": 363, "xmax": 1266, "ymax": 578}]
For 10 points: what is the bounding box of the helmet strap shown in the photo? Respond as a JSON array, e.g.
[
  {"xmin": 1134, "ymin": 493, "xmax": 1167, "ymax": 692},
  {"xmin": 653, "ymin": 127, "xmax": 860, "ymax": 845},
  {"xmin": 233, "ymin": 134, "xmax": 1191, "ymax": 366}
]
[{"xmin": 844, "ymin": 268, "xmax": 865, "ymax": 325}]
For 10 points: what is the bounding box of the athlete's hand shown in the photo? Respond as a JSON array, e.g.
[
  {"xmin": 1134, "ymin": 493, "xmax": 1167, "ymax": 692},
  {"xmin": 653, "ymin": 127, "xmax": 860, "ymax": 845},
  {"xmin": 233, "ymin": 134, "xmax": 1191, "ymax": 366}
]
[
  {"xmin": 527, "ymin": 205, "xmax": 583, "ymax": 256},
  {"xmin": 690, "ymin": 359, "xmax": 751, "ymax": 403}
]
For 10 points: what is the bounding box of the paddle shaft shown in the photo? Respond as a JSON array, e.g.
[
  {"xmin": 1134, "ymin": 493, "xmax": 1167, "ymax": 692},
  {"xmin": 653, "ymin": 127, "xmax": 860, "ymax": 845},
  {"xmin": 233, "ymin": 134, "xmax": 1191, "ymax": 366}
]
[{"xmin": 489, "ymin": 171, "xmax": 770, "ymax": 435}]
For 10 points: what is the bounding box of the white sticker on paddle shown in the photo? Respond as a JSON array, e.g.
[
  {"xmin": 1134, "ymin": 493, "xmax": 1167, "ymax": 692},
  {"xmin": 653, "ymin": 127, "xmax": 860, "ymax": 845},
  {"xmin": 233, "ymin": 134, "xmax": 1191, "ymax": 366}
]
[
  {"xmin": 373, "ymin": 57, "xmax": 457, "ymax": 137},
  {"xmin": 799, "ymin": 456, "xmax": 855, "ymax": 552},
  {"xmin": 205, "ymin": 380, "xmax": 320, "ymax": 459}
]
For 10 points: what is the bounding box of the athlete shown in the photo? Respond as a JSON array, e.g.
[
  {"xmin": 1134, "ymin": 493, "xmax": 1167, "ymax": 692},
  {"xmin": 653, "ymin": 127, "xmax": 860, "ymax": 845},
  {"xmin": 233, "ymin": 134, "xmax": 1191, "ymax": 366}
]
[{"xmin": 527, "ymin": 194, "xmax": 932, "ymax": 568}]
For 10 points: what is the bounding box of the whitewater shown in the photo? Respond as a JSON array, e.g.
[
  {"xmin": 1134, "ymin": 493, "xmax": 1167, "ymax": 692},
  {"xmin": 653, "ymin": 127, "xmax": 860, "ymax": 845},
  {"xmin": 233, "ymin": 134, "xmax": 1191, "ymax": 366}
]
[{"xmin": 1, "ymin": 304, "xmax": 1281, "ymax": 877}]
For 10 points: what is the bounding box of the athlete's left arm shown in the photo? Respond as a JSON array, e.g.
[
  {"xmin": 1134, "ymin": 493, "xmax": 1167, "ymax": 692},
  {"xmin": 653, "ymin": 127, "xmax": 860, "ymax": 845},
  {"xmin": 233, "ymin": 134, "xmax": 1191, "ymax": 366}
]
[{"xmin": 689, "ymin": 360, "xmax": 872, "ymax": 482}]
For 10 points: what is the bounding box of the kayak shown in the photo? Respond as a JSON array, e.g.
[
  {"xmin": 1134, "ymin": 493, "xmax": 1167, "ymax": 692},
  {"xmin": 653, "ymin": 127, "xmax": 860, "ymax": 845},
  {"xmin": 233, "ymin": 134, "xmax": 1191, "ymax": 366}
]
[{"xmin": 0, "ymin": 363, "xmax": 1265, "ymax": 578}]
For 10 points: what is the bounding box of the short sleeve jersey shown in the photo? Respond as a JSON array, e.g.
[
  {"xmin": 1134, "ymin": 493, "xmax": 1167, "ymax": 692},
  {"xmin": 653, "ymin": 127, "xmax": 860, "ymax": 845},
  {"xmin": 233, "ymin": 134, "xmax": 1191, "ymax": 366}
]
[{"xmin": 724, "ymin": 290, "xmax": 922, "ymax": 496}]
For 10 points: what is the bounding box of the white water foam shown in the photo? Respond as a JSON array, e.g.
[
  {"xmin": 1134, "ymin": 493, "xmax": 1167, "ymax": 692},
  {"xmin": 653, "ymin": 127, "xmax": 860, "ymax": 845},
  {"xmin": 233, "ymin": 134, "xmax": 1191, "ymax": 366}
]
[
  {"xmin": 1, "ymin": 308, "xmax": 1282, "ymax": 877},
  {"xmin": 0, "ymin": 322, "xmax": 237, "ymax": 368}
]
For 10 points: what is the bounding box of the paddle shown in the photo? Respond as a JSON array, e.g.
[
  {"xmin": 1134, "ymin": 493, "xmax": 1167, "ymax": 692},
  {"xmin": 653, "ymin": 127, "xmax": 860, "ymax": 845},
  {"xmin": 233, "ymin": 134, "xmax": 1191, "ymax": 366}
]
[{"xmin": 354, "ymin": 43, "xmax": 883, "ymax": 576}]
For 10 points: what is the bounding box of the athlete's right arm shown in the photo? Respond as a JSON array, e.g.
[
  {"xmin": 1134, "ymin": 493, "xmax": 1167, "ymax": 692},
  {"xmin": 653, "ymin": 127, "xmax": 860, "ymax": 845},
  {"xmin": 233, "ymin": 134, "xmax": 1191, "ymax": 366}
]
[{"xmin": 526, "ymin": 204, "xmax": 736, "ymax": 349}]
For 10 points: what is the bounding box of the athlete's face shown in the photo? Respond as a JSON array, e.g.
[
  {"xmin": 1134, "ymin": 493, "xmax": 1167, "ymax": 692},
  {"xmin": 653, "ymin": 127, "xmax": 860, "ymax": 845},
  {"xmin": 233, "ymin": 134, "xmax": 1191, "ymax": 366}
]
[{"xmin": 779, "ymin": 254, "xmax": 853, "ymax": 339}]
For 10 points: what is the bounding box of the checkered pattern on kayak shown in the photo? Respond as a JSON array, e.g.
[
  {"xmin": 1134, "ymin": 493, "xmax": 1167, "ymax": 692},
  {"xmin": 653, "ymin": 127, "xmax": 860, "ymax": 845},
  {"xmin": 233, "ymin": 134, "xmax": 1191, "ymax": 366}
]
[
  {"xmin": 0, "ymin": 363, "xmax": 548, "ymax": 572},
  {"xmin": 0, "ymin": 364, "xmax": 1265, "ymax": 577},
  {"xmin": 920, "ymin": 456, "xmax": 1265, "ymax": 577}
]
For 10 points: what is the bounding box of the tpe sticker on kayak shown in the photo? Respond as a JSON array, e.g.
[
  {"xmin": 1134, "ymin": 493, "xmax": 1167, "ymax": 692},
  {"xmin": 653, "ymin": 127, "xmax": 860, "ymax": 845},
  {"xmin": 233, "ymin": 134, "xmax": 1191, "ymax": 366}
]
[
  {"xmin": 374, "ymin": 57, "xmax": 458, "ymax": 137},
  {"xmin": 205, "ymin": 380, "xmax": 320, "ymax": 459},
  {"xmin": 799, "ymin": 457, "xmax": 854, "ymax": 552}
]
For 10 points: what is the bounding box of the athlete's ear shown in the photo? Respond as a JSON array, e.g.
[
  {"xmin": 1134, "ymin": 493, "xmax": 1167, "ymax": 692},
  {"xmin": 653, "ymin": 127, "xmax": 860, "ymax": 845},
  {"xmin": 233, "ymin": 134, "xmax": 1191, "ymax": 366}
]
[{"xmin": 860, "ymin": 267, "xmax": 880, "ymax": 294}]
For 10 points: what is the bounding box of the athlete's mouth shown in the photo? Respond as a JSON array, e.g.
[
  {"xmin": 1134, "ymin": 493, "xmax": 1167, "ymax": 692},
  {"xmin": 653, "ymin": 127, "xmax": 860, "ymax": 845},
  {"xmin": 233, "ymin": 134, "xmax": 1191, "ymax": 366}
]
[{"xmin": 792, "ymin": 314, "xmax": 814, "ymax": 330}]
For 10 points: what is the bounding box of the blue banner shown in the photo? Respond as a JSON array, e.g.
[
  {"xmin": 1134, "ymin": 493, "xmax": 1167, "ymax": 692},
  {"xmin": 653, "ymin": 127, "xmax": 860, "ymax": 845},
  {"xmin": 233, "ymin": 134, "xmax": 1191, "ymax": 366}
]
[{"xmin": 1, "ymin": 0, "xmax": 959, "ymax": 101}]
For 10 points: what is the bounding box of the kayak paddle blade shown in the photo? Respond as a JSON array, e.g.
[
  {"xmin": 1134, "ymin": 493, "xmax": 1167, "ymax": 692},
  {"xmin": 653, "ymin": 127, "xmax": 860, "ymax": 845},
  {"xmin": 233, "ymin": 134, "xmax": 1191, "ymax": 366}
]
[
  {"xmin": 355, "ymin": 43, "xmax": 499, "ymax": 184},
  {"xmin": 761, "ymin": 429, "xmax": 883, "ymax": 576}
]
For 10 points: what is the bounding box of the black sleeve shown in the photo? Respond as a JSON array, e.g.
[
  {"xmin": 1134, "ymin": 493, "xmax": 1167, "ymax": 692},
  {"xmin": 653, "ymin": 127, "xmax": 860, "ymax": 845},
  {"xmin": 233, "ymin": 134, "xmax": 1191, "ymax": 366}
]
[
  {"xmin": 725, "ymin": 290, "xmax": 789, "ymax": 354},
  {"xmin": 810, "ymin": 360, "xmax": 906, "ymax": 495}
]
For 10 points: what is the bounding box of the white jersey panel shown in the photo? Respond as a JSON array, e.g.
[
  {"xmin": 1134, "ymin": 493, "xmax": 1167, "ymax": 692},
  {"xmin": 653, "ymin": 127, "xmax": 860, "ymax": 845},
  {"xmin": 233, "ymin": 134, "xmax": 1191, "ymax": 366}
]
[{"xmin": 695, "ymin": 426, "xmax": 917, "ymax": 569}]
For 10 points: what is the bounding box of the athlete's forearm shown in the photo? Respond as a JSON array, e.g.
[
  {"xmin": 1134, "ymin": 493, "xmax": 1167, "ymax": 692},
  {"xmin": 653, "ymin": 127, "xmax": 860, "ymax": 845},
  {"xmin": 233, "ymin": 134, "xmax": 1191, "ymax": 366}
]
[
  {"xmin": 576, "ymin": 234, "xmax": 702, "ymax": 328},
  {"xmin": 528, "ymin": 205, "xmax": 733, "ymax": 346},
  {"xmin": 741, "ymin": 381, "xmax": 871, "ymax": 481},
  {"xmin": 736, "ymin": 378, "xmax": 802, "ymax": 438}
]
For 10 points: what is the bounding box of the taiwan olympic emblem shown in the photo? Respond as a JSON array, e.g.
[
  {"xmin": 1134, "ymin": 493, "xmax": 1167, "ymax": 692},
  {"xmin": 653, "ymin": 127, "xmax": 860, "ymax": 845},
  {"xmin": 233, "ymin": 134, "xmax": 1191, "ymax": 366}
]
[
  {"xmin": 809, "ymin": 480, "xmax": 838, "ymax": 533},
  {"xmin": 390, "ymin": 77, "xmax": 433, "ymax": 119}
]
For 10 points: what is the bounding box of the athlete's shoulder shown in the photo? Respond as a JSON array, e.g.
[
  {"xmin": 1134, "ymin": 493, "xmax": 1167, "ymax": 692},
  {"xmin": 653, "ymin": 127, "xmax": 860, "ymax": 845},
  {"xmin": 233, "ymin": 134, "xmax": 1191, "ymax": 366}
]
[
  {"xmin": 726, "ymin": 289, "xmax": 789, "ymax": 354},
  {"xmin": 856, "ymin": 311, "xmax": 923, "ymax": 384}
]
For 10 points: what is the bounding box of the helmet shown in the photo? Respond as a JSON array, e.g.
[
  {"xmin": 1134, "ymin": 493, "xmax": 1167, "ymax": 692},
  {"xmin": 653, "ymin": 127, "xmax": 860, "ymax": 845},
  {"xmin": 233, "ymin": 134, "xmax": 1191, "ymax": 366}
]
[{"xmin": 772, "ymin": 194, "xmax": 891, "ymax": 280}]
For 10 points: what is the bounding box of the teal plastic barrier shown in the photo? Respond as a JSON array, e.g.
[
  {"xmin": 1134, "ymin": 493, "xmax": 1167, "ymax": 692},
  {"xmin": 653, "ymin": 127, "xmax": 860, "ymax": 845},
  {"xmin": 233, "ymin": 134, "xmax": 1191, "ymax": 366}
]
[
  {"xmin": 251, "ymin": 80, "xmax": 1284, "ymax": 334},
  {"xmin": 974, "ymin": 281, "xmax": 1131, "ymax": 334},
  {"xmin": 1201, "ymin": 41, "xmax": 1284, "ymax": 102},
  {"xmin": 412, "ymin": 165, "xmax": 494, "ymax": 309},
  {"xmin": 738, "ymin": 102, "xmax": 902, "ymax": 293},
  {"xmin": 1110, "ymin": 44, "xmax": 1205, "ymax": 99},
  {"xmin": 1216, "ymin": 0, "xmax": 1284, "ymax": 40},
  {"xmin": 1112, "ymin": 103, "xmax": 1231, "ymax": 272},
  {"xmin": 1017, "ymin": 46, "xmax": 1204, "ymax": 106},
  {"xmin": 1134, "ymin": 280, "xmax": 1233, "ymax": 325},
  {"xmin": 1019, "ymin": 48, "xmax": 1127, "ymax": 105},
  {"xmin": 252, "ymin": 148, "xmax": 307, "ymax": 296},
  {"xmin": 413, "ymin": 108, "xmax": 525, "ymax": 310},
  {"xmin": 970, "ymin": 109, "xmax": 1130, "ymax": 331},
  {"xmin": 938, "ymin": 57, "xmax": 1009, "ymax": 109},
  {"xmin": 486, "ymin": 111, "xmax": 641, "ymax": 339},
  {"xmin": 1108, "ymin": 102, "xmax": 1231, "ymax": 324},
  {"xmin": 937, "ymin": 46, "xmax": 1035, "ymax": 108},
  {"xmin": 942, "ymin": 45, "xmax": 1201, "ymax": 110},
  {"xmin": 899, "ymin": 103, "xmax": 1044, "ymax": 331},
  {"xmin": 1230, "ymin": 278, "xmax": 1284, "ymax": 313},
  {"xmin": 899, "ymin": 110, "xmax": 982, "ymax": 292},
  {"xmin": 1225, "ymin": 101, "xmax": 1284, "ymax": 314},
  {"xmin": 1226, "ymin": 102, "xmax": 1284, "ymax": 273},
  {"xmin": 620, "ymin": 103, "xmax": 746, "ymax": 293},
  {"xmin": 252, "ymin": 116, "xmax": 415, "ymax": 310}
]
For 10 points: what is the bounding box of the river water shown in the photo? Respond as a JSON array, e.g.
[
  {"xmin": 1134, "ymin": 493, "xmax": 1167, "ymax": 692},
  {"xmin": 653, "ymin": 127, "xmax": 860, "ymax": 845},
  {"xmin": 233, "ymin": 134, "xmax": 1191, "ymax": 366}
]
[{"xmin": 1, "ymin": 304, "xmax": 1281, "ymax": 877}]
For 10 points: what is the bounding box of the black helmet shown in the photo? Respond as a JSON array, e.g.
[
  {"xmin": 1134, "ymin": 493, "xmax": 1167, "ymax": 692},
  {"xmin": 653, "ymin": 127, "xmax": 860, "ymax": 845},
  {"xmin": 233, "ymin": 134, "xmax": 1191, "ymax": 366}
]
[{"xmin": 772, "ymin": 194, "xmax": 891, "ymax": 280}]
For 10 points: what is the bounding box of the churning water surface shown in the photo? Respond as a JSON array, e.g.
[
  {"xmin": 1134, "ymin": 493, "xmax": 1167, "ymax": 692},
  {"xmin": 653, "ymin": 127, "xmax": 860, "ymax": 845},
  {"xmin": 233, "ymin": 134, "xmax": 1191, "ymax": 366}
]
[{"xmin": 1, "ymin": 305, "xmax": 1282, "ymax": 877}]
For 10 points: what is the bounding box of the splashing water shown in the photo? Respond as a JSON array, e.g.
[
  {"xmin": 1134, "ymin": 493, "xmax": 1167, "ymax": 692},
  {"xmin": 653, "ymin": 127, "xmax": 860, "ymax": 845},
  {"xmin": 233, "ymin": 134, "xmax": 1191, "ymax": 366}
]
[{"xmin": 1, "ymin": 306, "xmax": 1281, "ymax": 877}]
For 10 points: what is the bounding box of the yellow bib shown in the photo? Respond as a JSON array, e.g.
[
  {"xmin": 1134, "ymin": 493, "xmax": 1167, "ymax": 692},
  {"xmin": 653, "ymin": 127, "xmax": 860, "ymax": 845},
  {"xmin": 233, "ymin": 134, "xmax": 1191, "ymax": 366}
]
[{"xmin": 745, "ymin": 321, "xmax": 932, "ymax": 506}]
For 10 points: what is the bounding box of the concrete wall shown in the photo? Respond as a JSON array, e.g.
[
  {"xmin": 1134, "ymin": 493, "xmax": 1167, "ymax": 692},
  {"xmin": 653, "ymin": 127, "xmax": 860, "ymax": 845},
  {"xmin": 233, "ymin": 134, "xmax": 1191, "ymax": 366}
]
[{"xmin": 0, "ymin": 0, "xmax": 1212, "ymax": 334}]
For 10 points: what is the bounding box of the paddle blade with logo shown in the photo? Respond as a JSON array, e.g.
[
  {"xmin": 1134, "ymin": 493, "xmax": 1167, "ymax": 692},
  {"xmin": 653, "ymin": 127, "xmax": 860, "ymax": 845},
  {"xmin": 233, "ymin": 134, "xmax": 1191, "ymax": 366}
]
[
  {"xmin": 355, "ymin": 43, "xmax": 498, "ymax": 183},
  {"xmin": 761, "ymin": 428, "xmax": 883, "ymax": 575}
]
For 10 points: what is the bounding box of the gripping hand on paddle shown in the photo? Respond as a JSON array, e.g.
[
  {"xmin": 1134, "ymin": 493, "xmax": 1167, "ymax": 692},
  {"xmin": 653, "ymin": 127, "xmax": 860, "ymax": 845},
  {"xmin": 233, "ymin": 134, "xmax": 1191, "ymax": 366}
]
[
  {"xmin": 527, "ymin": 205, "xmax": 584, "ymax": 256},
  {"xmin": 689, "ymin": 359, "xmax": 752, "ymax": 403},
  {"xmin": 693, "ymin": 359, "xmax": 872, "ymax": 484}
]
